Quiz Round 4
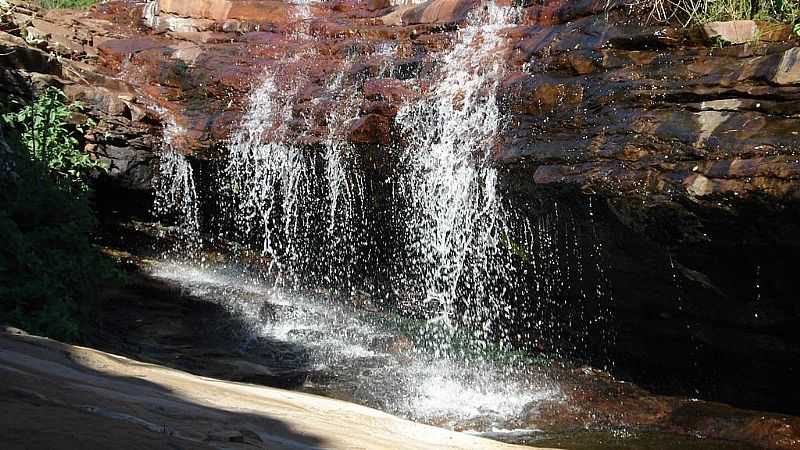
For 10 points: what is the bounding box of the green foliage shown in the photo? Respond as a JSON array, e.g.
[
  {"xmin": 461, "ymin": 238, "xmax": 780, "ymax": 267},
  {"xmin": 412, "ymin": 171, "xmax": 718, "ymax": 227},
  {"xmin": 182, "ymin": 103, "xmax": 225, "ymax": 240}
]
[
  {"xmin": 1, "ymin": 88, "xmax": 117, "ymax": 342},
  {"xmin": 3, "ymin": 87, "xmax": 105, "ymax": 192},
  {"xmin": 500, "ymin": 232, "xmax": 530, "ymax": 263},
  {"xmin": 36, "ymin": 0, "xmax": 97, "ymax": 9},
  {"xmin": 649, "ymin": 0, "xmax": 800, "ymax": 33}
]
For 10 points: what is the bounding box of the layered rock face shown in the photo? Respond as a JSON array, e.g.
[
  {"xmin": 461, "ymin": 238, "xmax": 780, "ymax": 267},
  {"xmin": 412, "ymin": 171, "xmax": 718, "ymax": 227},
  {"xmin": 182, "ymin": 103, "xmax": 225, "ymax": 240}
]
[
  {"xmin": 491, "ymin": 3, "xmax": 800, "ymax": 414},
  {"xmin": 1, "ymin": 0, "xmax": 799, "ymax": 414}
]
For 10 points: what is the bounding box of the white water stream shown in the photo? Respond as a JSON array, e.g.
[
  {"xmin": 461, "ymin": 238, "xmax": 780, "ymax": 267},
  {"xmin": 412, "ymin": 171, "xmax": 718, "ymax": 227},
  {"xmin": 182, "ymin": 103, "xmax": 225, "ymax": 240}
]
[
  {"xmin": 152, "ymin": 110, "xmax": 201, "ymax": 253},
  {"xmin": 393, "ymin": 4, "xmax": 523, "ymax": 345},
  {"xmin": 223, "ymin": 55, "xmax": 369, "ymax": 289}
]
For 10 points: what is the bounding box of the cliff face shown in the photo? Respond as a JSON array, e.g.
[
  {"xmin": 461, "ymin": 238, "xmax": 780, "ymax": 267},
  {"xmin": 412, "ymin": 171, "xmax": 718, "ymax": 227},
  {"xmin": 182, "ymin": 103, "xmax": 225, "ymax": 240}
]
[
  {"xmin": 492, "ymin": 2, "xmax": 800, "ymax": 413},
  {"xmin": 3, "ymin": 0, "xmax": 798, "ymax": 198},
  {"xmin": 2, "ymin": 0, "xmax": 799, "ymax": 413}
]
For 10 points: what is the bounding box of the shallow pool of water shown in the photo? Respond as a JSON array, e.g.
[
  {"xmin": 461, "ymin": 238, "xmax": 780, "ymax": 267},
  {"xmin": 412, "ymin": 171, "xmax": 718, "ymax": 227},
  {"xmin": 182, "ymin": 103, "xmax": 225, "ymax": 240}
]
[
  {"xmin": 147, "ymin": 259, "xmax": 765, "ymax": 449},
  {"xmin": 150, "ymin": 260, "xmax": 559, "ymax": 431}
]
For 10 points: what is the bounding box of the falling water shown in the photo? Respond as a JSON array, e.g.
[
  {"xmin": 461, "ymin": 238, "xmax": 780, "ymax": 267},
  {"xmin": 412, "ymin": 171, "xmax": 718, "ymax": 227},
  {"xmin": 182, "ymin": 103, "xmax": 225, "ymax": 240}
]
[
  {"xmin": 292, "ymin": 0, "xmax": 315, "ymax": 38},
  {"xmin": 393, "ymin": 3, "xmax": 522, "ymax": 348},
  {"xmin": 320, "ymin": 68, "xmax": 371, "ymax": 289},
  {"xmin": 225, "ymin": 70, "xmax": 314, "ymax": 283},
  {"xmin": 151, "ymin": 110, "xmax": 201, "ymax": 253},
  {"xmin": 224, "ymin": 59, "xmax": 368, "ymax": 289},
  {"xmin": 375, "ymin": 41, "xmax": 399, "ymax": 78}
]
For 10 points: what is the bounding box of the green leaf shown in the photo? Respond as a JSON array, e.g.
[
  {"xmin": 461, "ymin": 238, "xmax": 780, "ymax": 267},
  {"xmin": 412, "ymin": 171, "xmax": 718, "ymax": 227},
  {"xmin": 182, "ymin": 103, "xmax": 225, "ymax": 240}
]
[{"xmin": 4, "ymin": 87, "xmax": 105, "ymax": 192}]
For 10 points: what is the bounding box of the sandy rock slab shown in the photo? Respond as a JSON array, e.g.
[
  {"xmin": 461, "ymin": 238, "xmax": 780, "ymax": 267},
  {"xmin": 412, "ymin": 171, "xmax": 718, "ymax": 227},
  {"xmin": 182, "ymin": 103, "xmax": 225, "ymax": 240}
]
[{"xmin": 0, "ymin": 331, "xmax": 549, "ymax": 450}]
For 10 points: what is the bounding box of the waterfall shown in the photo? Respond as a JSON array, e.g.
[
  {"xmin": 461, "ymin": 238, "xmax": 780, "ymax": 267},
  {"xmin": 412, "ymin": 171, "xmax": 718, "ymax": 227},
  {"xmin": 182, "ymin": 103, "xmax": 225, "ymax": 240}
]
[
  {"xmin": 225, "ymin": 71, "xmax": 315, "ymax": 283},
  {"xmin": 141, "ymin": 1, "xmax": 159, "ymax": 29},
  {"xmin": 375, "ymin": 41, "xmax": 398, "ymax": 78},
  {"xmin": 152, "ymin": 110, "xmax": 201, "ymax": 253},
  {"xmin": 393, "ymin": 3, "xmax": 522, "ymax": 347},
  {"xmin": 224, "ymin": 59, "xmax": 368, "ymax": 289},
  {"xmin": 320, "ymin": 69, "xmax": 370, "ymax": 289},
  {"xmin": 141, "ymin": 0, "xmax": 589, "ymax": 430},
  {"xmin": 149, "ymin": 0, "xmax": 605, "ymax": 356},
  {"xmin": 222, "ymin": 1, "xmax": 532, "ymax": 349},
  {"xmin": 292, "ymin": 0, "xmax": 315, "ymax": 38}
]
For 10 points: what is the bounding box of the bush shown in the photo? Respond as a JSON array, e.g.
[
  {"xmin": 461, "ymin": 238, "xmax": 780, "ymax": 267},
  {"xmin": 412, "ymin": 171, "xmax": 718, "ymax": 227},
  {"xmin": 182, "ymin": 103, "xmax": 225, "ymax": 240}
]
[
  {"xmin": 3, "ymin": 87, "xmax": 104, "ymax": 192},
  {"xmin": 649, "ymin": 0, "xmax": 800, "ymax": 32},
  {"xmin": 1, "ymin": 88, "xmax": 117, "ymax": 342}
]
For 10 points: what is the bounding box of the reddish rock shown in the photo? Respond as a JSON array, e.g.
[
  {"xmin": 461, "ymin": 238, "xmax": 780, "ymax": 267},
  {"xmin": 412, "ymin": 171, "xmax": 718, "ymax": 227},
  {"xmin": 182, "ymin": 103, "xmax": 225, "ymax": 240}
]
[
  {"xmin": 381, "ymin": 0, "xmax": 478, "ymax": 25},
  {"xmin": 348, "ymin": 114, "xmax": 392, "ymax": 145},
  {"xmin": 97, "ymin": 38, "xmax": 164, "ymax": 70},
  {"xmin": 159, "ymin": 0, "xmax": 225, "ymax": 21},
  {"xmin": 405, "ymin": 0, "xmax": 477, "ymax": 24},
  {"xmin": 362, "ymin": 100, "xmax": 399, "ymax": 118},
  {"xmin": 703, "ymin": 20, "xmax": 794, "ymax": 45},
  {"xmin": 366, "ymin": 0, "xmax": 393, "ymax": 11},
  {"xmin": 362, "ymin": 78, "xmax": 418, "ymax": 103},
  {"xmin": 226, "ymin": 1, "xmax": 292, "ymax": 23},
  {"xmin": 153, "ymin": 0, "xmax": 302, "ymax": 32},
  {"xmin": 240, "ymin": 31, "xmax": 282, "ymax": 44},
  {"xmin": 63, "ymin": 84, "xmax": 132, "ymax": 117},
  {"xmin": 703, "ymin": 20, "xmax": 760, "ymax": 45},
  {"xmin": 567, "ymin": 53, "xmax": 597, "ymax": 75},
  {"xmin": 667, "ymin": 402, "xmax": 800, "ymax": 450},
  {"xmin": 500, "ymin": 72, "xmax": 584, "ymax": 115},
  {"xmin": 69, "ymin": 0, "xmax": 800, "ymax": 204},
  {"xmin": 168, "ymin": 31, "xmax": 234, "ymax": 44}
]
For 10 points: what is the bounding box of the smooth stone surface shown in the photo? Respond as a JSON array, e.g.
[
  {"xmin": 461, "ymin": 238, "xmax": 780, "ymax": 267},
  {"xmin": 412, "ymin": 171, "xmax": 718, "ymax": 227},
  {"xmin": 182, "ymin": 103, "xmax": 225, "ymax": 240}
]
[{"xmin": 0, "ymin": 331, "xmax": 544, "ymax": 450}]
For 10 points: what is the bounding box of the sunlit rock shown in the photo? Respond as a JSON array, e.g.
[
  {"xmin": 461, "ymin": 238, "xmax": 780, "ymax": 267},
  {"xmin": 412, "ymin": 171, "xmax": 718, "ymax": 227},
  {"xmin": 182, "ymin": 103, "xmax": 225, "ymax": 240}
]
[{"xmin": 773, "ymin": 47, "xmax": 800, "ymax": 85}]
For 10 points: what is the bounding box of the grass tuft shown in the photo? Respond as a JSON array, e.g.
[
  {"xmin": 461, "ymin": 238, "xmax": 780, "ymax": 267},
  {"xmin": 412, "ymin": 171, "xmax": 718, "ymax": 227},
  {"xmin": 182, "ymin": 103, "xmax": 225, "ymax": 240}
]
[
  {"xmin": 647, "ymin": 0, "xmax": 800, "ymax": 32},
  {"xmin": 36, "ymin": 0, "xmax": 97, "ymax": 9}
]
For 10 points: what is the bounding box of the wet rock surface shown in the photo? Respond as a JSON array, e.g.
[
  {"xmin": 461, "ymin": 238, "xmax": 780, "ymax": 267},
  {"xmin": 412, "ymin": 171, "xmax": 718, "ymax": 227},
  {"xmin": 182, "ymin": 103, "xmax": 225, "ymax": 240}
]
[
  {"xmin": 2, "ymin": 0, "xmax": 798, "ymax": 198},
  {"xmin": 92, "ymin": 268, "xmax": 313, "ymax": 389},
  {"xmin": 3, "ymin": 0, "xmax": 798, "ymax": 203}
]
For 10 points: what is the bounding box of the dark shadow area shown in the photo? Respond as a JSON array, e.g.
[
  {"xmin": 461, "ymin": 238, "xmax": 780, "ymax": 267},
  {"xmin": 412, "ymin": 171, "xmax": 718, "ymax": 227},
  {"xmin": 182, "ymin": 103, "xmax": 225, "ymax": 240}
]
[
  {"xmin": 86, "ymin": 250, "xmax": 314, "ymax": 390},
  {"xmin": 92, "ymin": 175, "xmax": 155, "ymax": 224},
  {"xmin": 504, "ymin": 171, "xmax": 800, "ymax": 417}
]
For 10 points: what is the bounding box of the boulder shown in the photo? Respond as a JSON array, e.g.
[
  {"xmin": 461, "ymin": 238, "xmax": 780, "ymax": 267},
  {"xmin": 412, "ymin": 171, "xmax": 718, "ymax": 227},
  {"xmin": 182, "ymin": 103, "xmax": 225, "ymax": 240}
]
[
  {"xmin": 348, "ymin": 113, "xmax": 392, "ymax": 144},
  {"xmin": 773, "ymin": 47, "xmax": 800, "ymax": 85},
  {"xmin": 159, "ymin": 0, "xmax": 234, "ymax": 21},
  {"xmin": 158, "ymin": 0, "xmax": 294, "ymax": 25},
  {"xmin": 381, "ymin": 0, "xmax": 477, "ymax": 25},
  {"xmin": 703, "ymin": 20, "xmax": 795, "ymax": 45},
  {"xmin": 703, "ymin": 20, "xmax": 759, "ymax": 44}
]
